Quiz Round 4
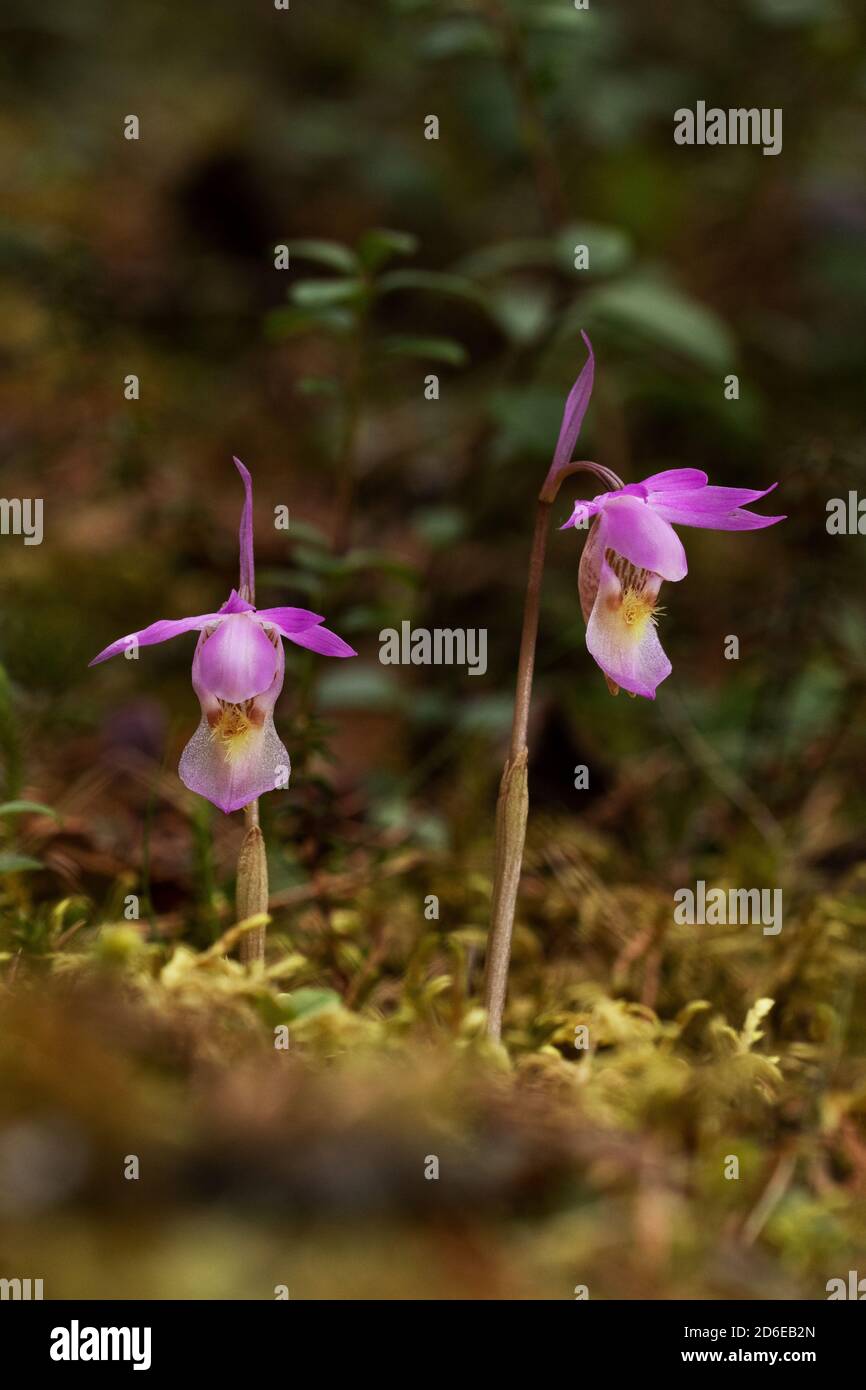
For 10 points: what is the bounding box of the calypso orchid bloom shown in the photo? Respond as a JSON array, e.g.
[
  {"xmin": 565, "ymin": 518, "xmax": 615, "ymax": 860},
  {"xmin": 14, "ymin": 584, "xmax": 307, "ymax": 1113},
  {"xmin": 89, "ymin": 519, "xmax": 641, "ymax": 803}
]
[
  {"xmin": 483, "ymin": 332, "xmax": 785, "ymax": 1042},
  {"xmin": 90, "ymin": 457, "xmax": 356, "ymax": 814},
  {"xmin": 560, "ymin": 470, "xmax": 785, "ymax": 700}
]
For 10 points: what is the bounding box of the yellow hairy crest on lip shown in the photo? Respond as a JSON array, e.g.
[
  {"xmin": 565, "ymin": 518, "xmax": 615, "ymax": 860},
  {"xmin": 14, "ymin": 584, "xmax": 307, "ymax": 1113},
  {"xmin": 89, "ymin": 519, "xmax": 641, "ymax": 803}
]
[
  {"xmin": 603, "ymin": 550, "xmax": 660, "ymax": 637},
  {"xmin": 619, "ymin": 587, "xmax": 658, "ymax": 630},
  {"xmin": 207, "ymin": 700, "xmax": 264, "ymax": 763}
]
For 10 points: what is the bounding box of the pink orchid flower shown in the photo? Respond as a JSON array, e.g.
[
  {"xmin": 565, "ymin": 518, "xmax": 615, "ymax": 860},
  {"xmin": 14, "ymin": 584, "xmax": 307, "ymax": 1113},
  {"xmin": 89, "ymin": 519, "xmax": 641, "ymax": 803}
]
[
  {"xmin": 90, "ymin": 458, "xmax": 356, "ymax": 813},
  {"xmin": 561, "ymin": 469, "xmax": 785, "ymax": 699}
]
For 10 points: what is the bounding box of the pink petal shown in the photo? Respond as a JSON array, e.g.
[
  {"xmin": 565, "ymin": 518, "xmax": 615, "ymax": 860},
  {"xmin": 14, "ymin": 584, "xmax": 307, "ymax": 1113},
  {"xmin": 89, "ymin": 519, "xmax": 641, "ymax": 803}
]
[
  {"xmin": 182, "ymin": 634, "xmax": 289, "ymax": 814},
  {"xmin": 680, "ymin": 482, "xmax": 778, "ymax": 508},
  {"xmin": 641, "ymin": 468, "xmax": 708, "ymax": 493},
  {"xmin": 89, "ymin": 611, "xmax": 226, "ymax": 666},
  {"xmin": 233, "ymin": 457, "xmax": 255, "ymax": 598},
  {"xmin": 598, "ymin": 495, "xmax": 687, "ymax": 582},
  {"xmin": 651, "ymin": 482, "xmax": 784, "ymax": 530},
  {"xmin": 550, "ymin": 331, "xmax": 595, "ymax": 471},
  {"xmin": 179, "ymin": 711, "xmax": 290, "ymax": 815},
  {"xmin": 256, "ymin": 606, "xmax": 326, "ymax": 634},
  {"xmin": 585, "ymin": 556, "xmax": 671, "ymax": 699},
  {"xmin": 560, "ymin": 497, "xmax": 602, "ymax": 531},
  {"xmin": 220, "ymin": 589, "xmax": 257, "ymax": 615},
  {"xmin": 283, "ymin": 624, "xmax": 357, "ymax": 658},
  {"xmin": 197, "ymin": 613, "xmax": 278, "ymax": 702},
  {"xmin": 660, "ymin": 507, "xmax": 786, "ymax": 532}
]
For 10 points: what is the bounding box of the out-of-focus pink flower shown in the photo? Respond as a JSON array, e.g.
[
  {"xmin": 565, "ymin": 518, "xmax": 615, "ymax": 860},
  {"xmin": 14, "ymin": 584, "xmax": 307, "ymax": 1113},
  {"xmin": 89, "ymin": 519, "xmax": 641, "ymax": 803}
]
[
  {"xmin": 562, "ymin": 469, "xmax": 785, "ymax": 699},
  {"xmin": 90, "ymin": 458, "xmax": 355, "ymax": 812}
]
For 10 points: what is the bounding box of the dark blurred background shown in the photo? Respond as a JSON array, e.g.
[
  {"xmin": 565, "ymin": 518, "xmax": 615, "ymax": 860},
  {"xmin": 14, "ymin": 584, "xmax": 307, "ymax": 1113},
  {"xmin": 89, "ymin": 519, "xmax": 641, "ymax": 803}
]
[
  {"xmin": 1, "ymin": 0, "xmax": 864, "ymax": 875},
  {"xmin": 0, "ymin": 0, "xmax": 864, "ymax": 1300}
]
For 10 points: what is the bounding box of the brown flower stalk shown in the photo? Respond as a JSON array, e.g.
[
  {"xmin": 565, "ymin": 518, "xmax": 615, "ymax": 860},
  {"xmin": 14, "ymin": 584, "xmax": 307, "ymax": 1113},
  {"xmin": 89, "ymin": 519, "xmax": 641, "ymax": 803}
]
[{"xmin": 483, "ymin": 460, "xmax": 623, "ymax": 1041}]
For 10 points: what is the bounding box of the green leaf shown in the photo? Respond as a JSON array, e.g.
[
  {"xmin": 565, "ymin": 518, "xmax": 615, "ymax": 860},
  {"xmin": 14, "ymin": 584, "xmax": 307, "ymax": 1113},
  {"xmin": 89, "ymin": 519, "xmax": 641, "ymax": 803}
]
[
  {"xmin": 295, "ymin": 376, "xmax": 341, "ymax": 398},
  {"xmin": 291, "ymin": 543, "xmax": 345, "ymax": 576},
  {"xmin": 488, "ymin": 285, "xmax": 553, "ymax": 345},
  {"xmin": 557, "ymin": 222, "xmax": 632, "ymax": 278},
  {"xmin": 784, "ymin": 661, "xmax": 844, "ymax": 740},
  {"xmin": 417, "ymin": 18, "xmax": 499, "ymax": 59},
  {"xmin": 376, "ymin": 269, "xmax": 491, "ymax": 313},
  {"xmin": 278, "ymin": 987, "xmax": 342, "ymax": 1021},
  {"xmin": 0, "ymin": 800, "xmax": 58, "ymax": 818},
  {"xmin": 264, "ymin": 570, "xmax": 322, "ymax": 598},
  {"xmin": 317, "ymin": 664, "xmax": 405, "ymax": 714},
  {"xmin": 575, "ymin": 275, "xmax": 736, "ymax": 371},
  {"xmin": 0, "ymin": 853, "xmax": 43, "ymax": 873},
  {"xmin": 338, "ymin": 605, "xmax": 391, "ymax": 633},
  {"xmin": 358, "ymin": 227, "xmax": 419, "ymax": 271},
  {"xmin": 268, "ymin": 520, "xmax": 329, "ymax": 547},
  {"xmin": 455, "ymin": 695, "xmax": 515, "ymax": 736},
  {"xmin": 341, "ymin": 548, "xmax": 421, "ymax": 584},
  {"xmin": 455, "ymin": 224, "xmax": 630, "ymax": 281},
  {"xmin": 524, "ymin": 4, "xmax": 602, "ymax": 33},
  {"xmin": 455, "ymin": 238, "xmax": 559, "ymax": 279},
  {"xmin": 264, "ymin": 305, "xmax": 354, "ymax": 339},
  {"xmin": 381, "ymin": 334, "xmax": 468, "ymax": 366},
  {"xmin": 371, "ymin": 799, "xmax": 449, "ymax": 852},
  {"xmin": 290, "ymin": 277, "xmax": 366, "ymax": 309},
  {"xmin": 412, "ymin": 506, "xmax": 467, "ymax": 547},
  {"xmin": 285, "ymin": 239, "xmax": 360, "ymax": 274},
  {"xmin": 489, "ymin": 385, "xmax": 567, "ymax": 459}
]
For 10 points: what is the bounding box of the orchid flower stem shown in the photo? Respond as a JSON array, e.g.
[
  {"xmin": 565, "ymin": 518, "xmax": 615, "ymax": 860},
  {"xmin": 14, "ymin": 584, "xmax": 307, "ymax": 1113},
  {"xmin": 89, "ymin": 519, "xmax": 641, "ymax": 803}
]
[
  {"xmin": 481, "ymin": 503, "xmax": 546, "ymax": 1042},
  {"xmin": 236, "ymin": 565, "xmax": 268, "ymax": 964},
  {"xmin": 483, "ymin": 461, "xmax": 623, "ymax": 1042},
  {"xmin": 238, "ymin": 797, "xmax": 268, "ymax": 966}
]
